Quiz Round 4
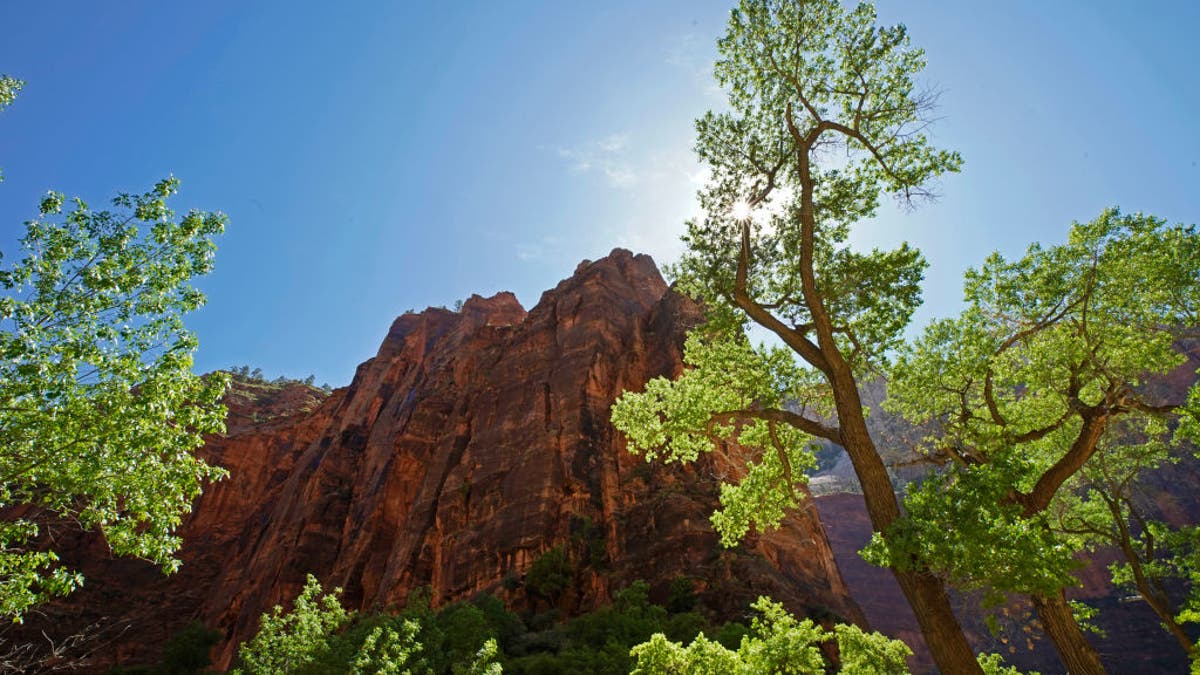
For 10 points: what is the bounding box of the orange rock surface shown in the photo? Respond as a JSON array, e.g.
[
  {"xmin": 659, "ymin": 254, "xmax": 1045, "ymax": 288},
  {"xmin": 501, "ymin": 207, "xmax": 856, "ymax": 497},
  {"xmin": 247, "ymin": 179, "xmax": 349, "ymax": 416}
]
[{"xmin": 29, "ymin": 250, "xmax": 860, "ymax": 670}]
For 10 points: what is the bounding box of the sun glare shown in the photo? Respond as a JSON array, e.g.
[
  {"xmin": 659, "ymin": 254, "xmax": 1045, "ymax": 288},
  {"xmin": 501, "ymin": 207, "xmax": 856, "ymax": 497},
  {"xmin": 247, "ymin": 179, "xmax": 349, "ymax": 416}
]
[{"xmin": 731, "ymin": 199, "xmax": 752, "ymax": 220}]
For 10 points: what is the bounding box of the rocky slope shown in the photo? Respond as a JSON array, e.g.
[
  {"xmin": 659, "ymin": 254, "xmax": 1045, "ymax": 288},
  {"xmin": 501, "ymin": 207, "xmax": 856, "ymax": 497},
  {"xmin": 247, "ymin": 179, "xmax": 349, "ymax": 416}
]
[{"xmin": 27, "ymin": 249, "xmax": 861, "ymax": 671}]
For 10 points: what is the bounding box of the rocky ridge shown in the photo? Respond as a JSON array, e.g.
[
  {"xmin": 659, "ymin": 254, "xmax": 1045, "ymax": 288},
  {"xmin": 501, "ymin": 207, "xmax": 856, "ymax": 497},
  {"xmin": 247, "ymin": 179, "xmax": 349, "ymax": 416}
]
[{"xmin": 31, "ymin": 249, "xmax": 861, "ymax": 670}]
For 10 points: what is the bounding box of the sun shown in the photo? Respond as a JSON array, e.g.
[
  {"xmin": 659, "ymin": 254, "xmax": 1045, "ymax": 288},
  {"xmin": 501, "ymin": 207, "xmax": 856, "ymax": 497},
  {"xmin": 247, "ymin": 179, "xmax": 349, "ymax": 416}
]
[{"xmin": 731, "ymin": 199, "xmax": 752, "ymax": 220}]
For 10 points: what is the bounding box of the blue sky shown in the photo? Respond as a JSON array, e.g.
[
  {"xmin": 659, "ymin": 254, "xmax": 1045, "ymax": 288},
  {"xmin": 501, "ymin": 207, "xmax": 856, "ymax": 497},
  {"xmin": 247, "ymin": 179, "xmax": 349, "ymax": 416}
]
[{"xmin": 1, "ymin": 1, "xmax": 1196, "ymax": 387}]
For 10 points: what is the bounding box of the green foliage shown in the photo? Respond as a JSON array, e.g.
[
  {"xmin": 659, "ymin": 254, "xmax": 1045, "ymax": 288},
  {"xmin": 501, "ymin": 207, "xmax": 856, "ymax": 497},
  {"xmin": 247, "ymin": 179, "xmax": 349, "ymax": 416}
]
[
  {"xmin": 887, "ymin": 210, "xmax": 1199, "ymax": 464},
  {"xmin": 542, "ymin": 580, "xmax": 670, "ymax": 675},
  {"xmin": 524, "ymin": 546, "xmax": 572, "ymax": 600},
  {"xmin": 613, "ymin": 0, "xmax": 958, "ymax": 557},
  {"xmin": 976, "ymin": 652, "xmax": 1040, "ymax": 675},
  {"xmin": 435, "ymin": 602, "xmax": 502, "ymax": 673},
  {"xmin": 662, "ymin": 612, "xmax": 708, "ymax": 645},
  {"xmin": 233, "ymin": 574, "xmax": 351, "ymax": 674},
  {"xmin": 566, "ymin": 581, "xmax": 666, "ymax": 650},
  {"xmin": 347, "ymin": 621, "xmax": 426, "ymax": 674},
  {"xmin": 461, "ymin": 639, "xmax": 503, "ymax": 675},
  {"xmin": 499, "ymin": 579, "xmax": 732, "ymax": 675},
  {"xmin": 1181, "ymin": 383, "xmax": 1200, "ymax": 448},
  {"xmin": 1065, "ymin": 600, "xmax": 1103, "ymax": 637},
  {"xmin": 232, "ymin": 581, "xmax": 512, "ymax": 674},
  {"xmin": 629, "ymin": 596, "xmax": 912, "ymax": 674},
  {"xmin": 629, "ymin": 633, "xmax": 740, "ymax": 674},
  {"xmin": 670, "ymin": 0, "xmax": 959, "ymax": 369},
  {"xmin": 735, "ymin": 596, "xmax": 830, "ymax": 671},
  {"xmin": 226, "ymin": 365, "xmax": 324, "ymax": 391},
  {"xmin": 0, "ymin": 178, "xmax": 228, "ymax": 620},
  {"xmin": 862, "ymin": 460, "xmax": 1079, "ymax": 599},
  {"xmin": 472, "ymin": 594, "xmax": 527, "ymax": 651},
  {"xmin": 234, "ymin": 578, "xmax": 837, "ymax": 675},
  {"xmin": 833, "ymin": 623, "xmax": 913, "ymax": 674},
  {"xmin": 611, "ymin": 5, "xmax": 975, "ymax": 671},
  {"xmin": 0, "ymin": 74, "xmax": 21, "ymax": 181},
  {"xmin": 160, "ymin": 621, "xmax": 222, "ymax": 673},
  {"xmin": 611, "ymin": 331, "xmax": 817, "ymax": 545},
  {"xmin": 0, "ymin": 520, "xmax": 79, "ymax": 618},
  {"xmin": 712, "ymin": 621, "xmax": 748, "ymax": 650},
  {"xmin": 0, "ymin": 74, "xmax": 19, "ymax": 111},
  {"xmin": 879, "ymin": 210, "xmax": 1200, "ymax": 603},
  {"xmin": 1112, "ymin": 522, "xmax": 1200, "ymax": 626},
  {"xmin": 665, "ymin": 577, "xmax": 697, "ymax": 614}
]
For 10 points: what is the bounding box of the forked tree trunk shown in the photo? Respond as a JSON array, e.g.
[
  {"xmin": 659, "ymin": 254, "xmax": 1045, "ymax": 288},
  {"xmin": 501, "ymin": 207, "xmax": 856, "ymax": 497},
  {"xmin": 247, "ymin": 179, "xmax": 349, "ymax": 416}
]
[{"xmin": 1032, "ymin": 590, "xmax": 1106, "ymax": 674}]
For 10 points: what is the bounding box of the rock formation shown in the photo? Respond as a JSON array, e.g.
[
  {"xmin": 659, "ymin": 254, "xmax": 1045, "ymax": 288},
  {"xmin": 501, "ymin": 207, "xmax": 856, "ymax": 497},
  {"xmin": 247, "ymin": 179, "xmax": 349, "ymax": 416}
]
[{"xmin": 26, "ymin": 249, "xmax": 861, "ymax": 671}]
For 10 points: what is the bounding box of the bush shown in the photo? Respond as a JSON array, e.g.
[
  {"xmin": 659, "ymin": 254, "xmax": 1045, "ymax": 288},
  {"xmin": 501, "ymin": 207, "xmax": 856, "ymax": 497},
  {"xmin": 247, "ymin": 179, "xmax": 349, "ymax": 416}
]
[
  {"xmin": 524, "ymin": 547, "xmax": 572, "ymax": 600},
  {"xmin": 232, "ymin": 575, "xmax": 349, "ymax": 674},
  {"xmin": 161, "ymin": 621, "xmax": 222, "ymax": 673},
  {"xmin": 665, "ymin": 576, "xmax": 697, "ymax": 614}
]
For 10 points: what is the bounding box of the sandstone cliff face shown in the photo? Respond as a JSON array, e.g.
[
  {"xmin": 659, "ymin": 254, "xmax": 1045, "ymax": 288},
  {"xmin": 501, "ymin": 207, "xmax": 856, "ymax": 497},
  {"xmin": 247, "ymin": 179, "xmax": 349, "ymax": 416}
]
[{"xmin": 31, "ymin": 249, "xmax": 860, "ymax": 670}]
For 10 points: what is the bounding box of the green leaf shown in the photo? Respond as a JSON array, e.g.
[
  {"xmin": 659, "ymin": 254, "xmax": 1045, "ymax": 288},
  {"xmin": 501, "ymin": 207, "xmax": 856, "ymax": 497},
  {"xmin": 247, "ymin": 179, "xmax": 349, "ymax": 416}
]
[{"xmin": 0, "ymin": 179, "xmax": 228, "ymax": 620}]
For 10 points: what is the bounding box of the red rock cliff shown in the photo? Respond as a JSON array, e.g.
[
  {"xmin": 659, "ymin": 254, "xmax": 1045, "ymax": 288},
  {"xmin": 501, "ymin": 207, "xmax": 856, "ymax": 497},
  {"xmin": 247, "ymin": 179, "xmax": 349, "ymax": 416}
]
[{"xmin": 27, "ymin": 249, "xmax": 861, "ymax": 670}]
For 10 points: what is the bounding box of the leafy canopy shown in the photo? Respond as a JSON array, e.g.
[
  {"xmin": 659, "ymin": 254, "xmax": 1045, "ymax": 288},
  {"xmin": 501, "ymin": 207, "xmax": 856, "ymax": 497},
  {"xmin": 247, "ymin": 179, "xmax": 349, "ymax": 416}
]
[
  {"xmin": 673, "ymin": 0, "xmax": 959, "ymax": 374},
  {"xmin": 0, "ymin": 178, "xmax": 228, "ymax": 619},
  {"xmin": 1129, "ymin": 523, "xmax": 1200, "ymax": 627},
  {"xmin": 233, "ymin": 574, "xmax": 503, "ymax": 675},
  {"xmin": 611, "ymin": 330, "xmax": 818, "ymax": 545},
  {"xmin": 1050, "ymin": 435, "xmax": 1200, "ymax": 669},
  {"xmin": 629, "ymin": 598, "xmax": 1039, "ymax": 674},
  {"xmin": 875, "ymin": 210, "xmax": 1200, "ymax": 598},
  {"xmin": 614, "ymin": 0, "xmax": 961, "ymax": 544},
  {"xmin": 629, "ymin": 596, "xmax": 912, "ymax": 674},
  {"xmin": 234, "ymin": 574, "xmax": 354, "ymax": 674}
]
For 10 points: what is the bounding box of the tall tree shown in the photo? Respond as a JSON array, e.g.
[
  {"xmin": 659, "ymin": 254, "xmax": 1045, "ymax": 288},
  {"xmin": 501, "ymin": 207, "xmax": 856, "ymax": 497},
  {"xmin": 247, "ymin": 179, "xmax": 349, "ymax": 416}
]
[
  {"xmin": 611, "ymin": 0, "xmax": 980, "ymax": 671},
  {"xmin": 881, "ymin": 211, "xmax": 1200, "ymax": 673},
  {"xmin": 0, "ymin": 177, "xmax": 229, "ymax": 619}
]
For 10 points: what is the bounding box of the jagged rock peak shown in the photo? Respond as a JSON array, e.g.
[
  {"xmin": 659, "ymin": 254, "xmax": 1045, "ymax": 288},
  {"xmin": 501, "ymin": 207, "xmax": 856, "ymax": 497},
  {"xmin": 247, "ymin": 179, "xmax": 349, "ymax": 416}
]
[
  {"xmin": 573, "ymin": 247, "xmax": 659, "ymax": 277},
  {"xmin": 536, "ymin": 247, "xmax": 668, "ymax": 317},
  {"xmin": 378, "ymin": 249, "xmax": 666, "ymax": 361},
  {"xmin": 460, "ymin": 291, "xmax": 525, "ymax": 322}
]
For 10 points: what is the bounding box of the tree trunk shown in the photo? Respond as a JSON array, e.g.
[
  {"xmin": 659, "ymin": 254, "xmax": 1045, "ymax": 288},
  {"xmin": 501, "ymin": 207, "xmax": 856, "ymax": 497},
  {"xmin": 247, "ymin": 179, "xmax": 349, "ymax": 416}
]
[
  {"xmin": 1108, "ymin": 497, "xmax": 1196, "ymax": 657},
  {"xmin": 1132, "ymin": 576, "xmax": 1195, "ymax": 656},
  {"xmin": 835, "ymin": 387, "xmax": 983, "ymax": 674},
  {"xmin": 1032, "ymin": 590, "xmax": 1106, "ymax": 674},
  {"xmin": 893, "ymin": 568, "xmax": 983, "ymax": 674},
  {"xmin": 779, "ymin": 167, "xmax": 982, "ymax": 672}
]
